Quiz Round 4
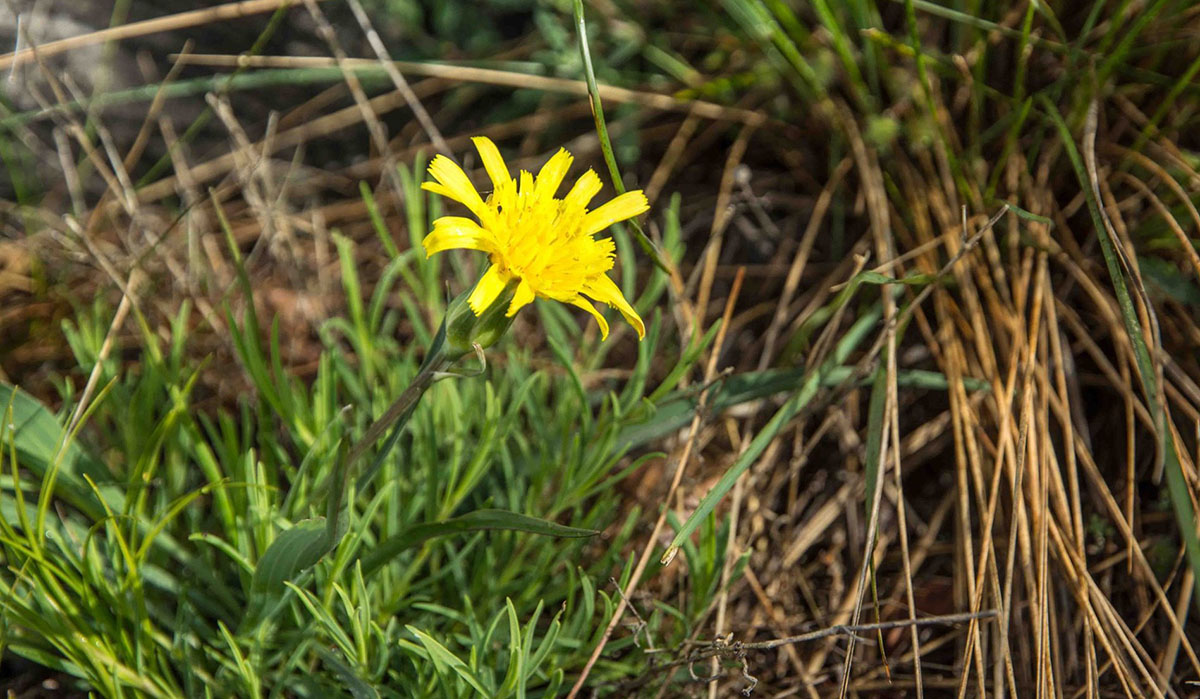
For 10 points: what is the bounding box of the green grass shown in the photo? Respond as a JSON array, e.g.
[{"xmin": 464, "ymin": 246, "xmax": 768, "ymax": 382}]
[{"xmin": 0, "ymin": 180, "xmax": 709, "ymax": 696}]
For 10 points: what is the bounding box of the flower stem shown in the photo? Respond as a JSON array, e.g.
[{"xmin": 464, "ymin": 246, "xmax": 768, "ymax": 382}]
[
  {"xmin": 572, "ymin": 0, "xmax": 669, "ymax": 275},
  {"xmin": 325, "ymin": 323, "xmax": 452, "ymax": 539},
  {"xmin": 344, "ymin": 352, "xmax": 446, "ymax": 478}
]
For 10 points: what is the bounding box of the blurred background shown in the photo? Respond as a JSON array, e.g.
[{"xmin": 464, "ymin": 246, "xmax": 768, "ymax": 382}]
[{"xmin": 1, "ymin": 0, "xmax": 1199, "ymax": 696}]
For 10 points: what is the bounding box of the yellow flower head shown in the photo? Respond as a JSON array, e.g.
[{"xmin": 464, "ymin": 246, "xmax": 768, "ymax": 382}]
[{"xmin": 421, "ymin": 137, "xmax": 648, "ymax": 340}]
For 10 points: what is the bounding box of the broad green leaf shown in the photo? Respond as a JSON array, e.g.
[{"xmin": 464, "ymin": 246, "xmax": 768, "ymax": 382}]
[
  {"xmin": 249, "ymin": 518, "xmax": 332, "ymax": 599},
  {"xmin": 0, "ymin": 383, "xmax": 117, "ymax": 518}
]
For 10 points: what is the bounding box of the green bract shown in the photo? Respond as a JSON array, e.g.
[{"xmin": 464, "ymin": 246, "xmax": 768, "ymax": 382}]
[{"xmin": 444, "ymin": 279, "xmax": 519, "ymax": 359}]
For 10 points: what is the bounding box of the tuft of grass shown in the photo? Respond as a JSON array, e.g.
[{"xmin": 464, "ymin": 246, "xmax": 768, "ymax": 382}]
[{"xmin": 0, "ymin": 180, "xmax": 745, "ymax": 696}]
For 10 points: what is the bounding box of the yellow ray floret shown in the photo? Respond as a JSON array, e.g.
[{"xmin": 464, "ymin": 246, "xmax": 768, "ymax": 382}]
[{"xmin": 421, "ymin": 136, "xmax": 649, "ymax": 340}]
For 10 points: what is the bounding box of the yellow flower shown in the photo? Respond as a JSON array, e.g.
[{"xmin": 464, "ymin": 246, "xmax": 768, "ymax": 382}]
[{"xmin": 421, "ymin": 137, "xmax": 648, "ymax": 340}]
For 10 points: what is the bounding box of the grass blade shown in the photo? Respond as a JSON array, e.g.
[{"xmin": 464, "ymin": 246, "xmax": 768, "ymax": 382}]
[
  {"xmin": 361, "ymin": 509, "xmax": 596, "ymax": 578},
  {"xmin": 1044, "ymin": 96, "xmax": 1200, "ymax": 610}
]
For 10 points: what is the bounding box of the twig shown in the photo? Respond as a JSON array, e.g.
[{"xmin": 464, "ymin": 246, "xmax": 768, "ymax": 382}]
[
  {"xmin": 709, "ymin": 267, "xmax": 750, "ymax": 698},
  {"xmin": 301, "ymin": 0, "xmax": 407, "ymax": 207},
  {"xmin": 0, "ymin": 0, "xmax": 326, "ymax": 71},
  {"xmin": 565, "ymin": 263, "xmax": 747, "ymax": 698},
  {"xmin": 609, "ymin": 610, "xmax": 999, "ymax": 694},
  {"xmin": 342, "ymin": 0, "xmax": 451, "ymax": 157},
  {"xmin": 740, "ymin": 609, "xmax": 998, "ymax": 652},
  {"xmin": 170, "ymin": 54, "xmax": 767, "ymax": 125}
]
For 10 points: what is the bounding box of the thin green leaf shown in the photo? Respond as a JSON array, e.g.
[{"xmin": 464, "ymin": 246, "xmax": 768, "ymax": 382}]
[
  {"xmin": 1044, "ymin": 97, "xmax": 1200, "ymax": 610},
  {"xmin": 571, "ymin": 0, "xmax": 669, "ymax": 273},
  {"xmin": 406, "ymin": 627, "xmax": 491, "ymax": 696},
  {"xmin": 663, "ymin": 308, "xmax": 879, "ymax": 563},
  {"xmin": 361, "ymin": 509, "xmax": 596, "ymax": 577}
]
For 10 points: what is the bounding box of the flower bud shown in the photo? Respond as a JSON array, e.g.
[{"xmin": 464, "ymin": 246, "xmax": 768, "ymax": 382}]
[{"xmin": 444, "ymin": 279, "xmax": 518, "ymax": 358}]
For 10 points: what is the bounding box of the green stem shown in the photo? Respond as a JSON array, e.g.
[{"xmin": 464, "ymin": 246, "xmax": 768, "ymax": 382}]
[
  {"xmin": 327, "ymin": 324, "xmax": 452, "ymax": 541},
  {"xmin": 571, "ymin": 0, "xmax": 670, "ymax": 275},
  {"xmin": 343, "ymin": 355, "xmax": 444, "ymax": 478}
]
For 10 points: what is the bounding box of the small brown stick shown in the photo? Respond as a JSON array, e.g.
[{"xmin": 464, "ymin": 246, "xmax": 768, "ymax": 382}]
[
  {"xmin": 708, "ymin": 268, "xmax": 750, "ymax": 698},
  {"xmin": 0, "ymin": 0, "xmax": 325, "ymax": 71},
  {"xmin": 302, "ymin": 0, "xmax": 406, "ymax": 206},
  {"xmin": 59, "ymin": 220, "xmax": 143, "ymax": 441},
  {"xmin": 742, "ymin": 567, "xmax": 822, "ymax": 698},
  {"xmin": 737, "ymin": 609, "xmax": 997, "ymax": 652},
  {"xmin": 695, "ymin": 124, "xmax": 756, "ymax": 335},
  {"xmin": 173, "ymin": 53, "xmax": 768, "ymax": 126},
  {"xmin": 343, "ymin": 0, "xmax": 451, "ymax": 157},
  {"xmin": 123, "ymin": 42, "xmax": 194, "ymax": 175},
  {"xmin": 644, "ymin": 107, "xmax": 701, "ymax": 206},
  {"xmin": 1114, "ymin": 172, "xmax": 1200, "ymax": 284},
  {"xmin": 52, "ymin": 129, "xmax": 85, "ymax": 218},
  {"xmin": 614, "ymin": 610, "xmax": 998, "ymax": 694},
  {"xmin": 836, "ymin": 93, "xmax": 902, "ymax": 697},
  {"xmin": 760, "ymin": 158, "xmax": 852, "ymax": 367},
  {"xmin": 565, "ymin": 266, "xmax": 747, "ymax": 698},
  {"xmin": 886, "ymin": 293, "xmax": 924, "ymax": 696}
]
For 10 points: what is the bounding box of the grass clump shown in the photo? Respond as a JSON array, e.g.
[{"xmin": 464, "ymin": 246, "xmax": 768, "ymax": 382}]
[{"xmin": 0, "ymin": 179, "xmax": 718, "ymax": 696}]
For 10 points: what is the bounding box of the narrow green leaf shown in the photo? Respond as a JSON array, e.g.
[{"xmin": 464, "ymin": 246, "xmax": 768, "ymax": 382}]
[
  {"xmin": 360, "ymin": 181, "xmax": 400, "ymax": 260},
  {"xmin": 999, "ymin": 199, "xmax": 1054, "ymax": 225},
  {"xmin": 498, "ymin": 598, "xmax": 523, "ymax": 698},
  {"xmin": 1044, "ymin": 97, "xmax": 1200, "ymax": 610},
  {"xmin": 662, "ymin": 308, "xmax": 880, "ymax": 563},
  {"xmin": 313, "ymin": 642, "xmax": 380, "ymax": 699},
  {"xmin": 361, "ymin": 509, "xmax": 596, "ymax": 577},
  {"xmin": 620, "ymin": 365, "xmax": 987, "ymax": 449},
  {"xmin": 572, "ymin": 0, "xmax": 669, "ymax": 273},
  {"xmin": 407, "ymin": 627, "xmax": 491, "ymax": 696},
  {"xmin": 854, "ymin": 270, "xmax": 940, "ymax": 286},
  {"xmin": 662, "ymin": 369, "xmax": 819, "ymax": 565}
]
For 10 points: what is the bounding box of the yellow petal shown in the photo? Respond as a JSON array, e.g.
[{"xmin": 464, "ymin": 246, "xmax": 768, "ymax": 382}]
[
  {"xmin": 431, "ymin": 215, "xmax": 489, "ymax": 232},
  {"xmin": 570, "ymin": 296, "xmax": 610, "ymax": 340},
  {"xmin": 518, "ymin": 170, "xmax": 534, "ymax": 198},
  {"xmin": 507, "ymin": 279, "xmax": 535, "ymax": 317},
  {"xmin": 423, "ymin": 233, "xmax": 494, "ymax": 257},
  {"xmin": 424, "ymin": 155, "xmax": 488, "ymax": 220},
  {"xmin": 582, "ymin": 191, "xmax": 649, "ymax": 236},
  {"xmin": 584, "ymin": 273, "xmax": 644, "ymax": 340},
  {"xmin": 472, "ymin": 136, "xmax": 512, "ymax": 194},
  {"xmin": 423, "ymin": 217, "xmax": 497, "ymax": 256},
  {"xmin": 534, "ymin": 148, "xmax": 573, "ymax": 200},
  {"xmin": 468, "ymin": 265, "xmax": 510, "ymax": 315},
  {"xmin": 563, "ymin": 169, "xmax": 603, "ymax": 212}
]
